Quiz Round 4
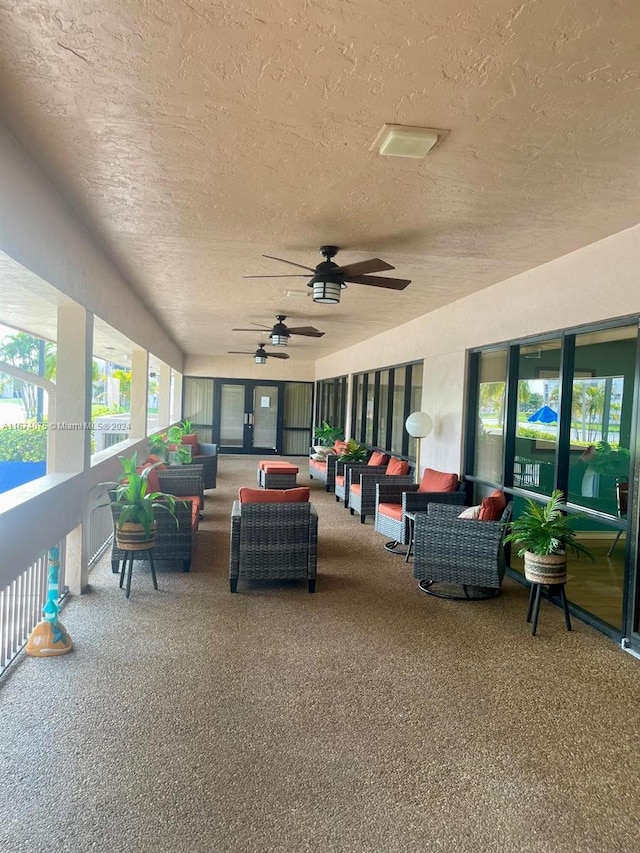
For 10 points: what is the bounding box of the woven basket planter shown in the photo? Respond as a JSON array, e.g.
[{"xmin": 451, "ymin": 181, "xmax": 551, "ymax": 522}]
[
  {"xmin": 523, "ymin": 551, "xmax": 567, "ymax": 585},
  {"xmin": 116, "ymin": 521, "xmax": 157, "ymax": 551}
]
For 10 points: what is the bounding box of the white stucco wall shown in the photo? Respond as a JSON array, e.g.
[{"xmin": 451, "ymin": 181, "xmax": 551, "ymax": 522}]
[
  {"xmin": 0, "ymin": 124, "xmax": 183, "ymax": 371},
  {"xmin": 316, "ymin": 225, "xmax": 640, "ymax": 474}
]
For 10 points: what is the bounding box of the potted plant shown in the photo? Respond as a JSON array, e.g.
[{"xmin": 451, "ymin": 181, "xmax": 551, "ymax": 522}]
[
  {"xmin": 148, "ymin": 428, "xmax": 192, "ymax": 465},
  {"xmin": 313, "ymin": 421, "xmax": 344, "ymax": 450},
  {"xmin": 503, "ymin": 489, "xmax": 593, "ymax": 585},
  {"xmin": 337, "ymin": 438, "xmax": 368, "ymax": 463},
  {"xmin": 102, "ymin": 453, "xmax": 180, "ymax": 550}
]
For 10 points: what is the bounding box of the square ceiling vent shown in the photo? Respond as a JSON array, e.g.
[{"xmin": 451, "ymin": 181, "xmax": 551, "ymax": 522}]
[{"xmin": 371, "ymin": 124, "xmax": 449, "ymax": 159}]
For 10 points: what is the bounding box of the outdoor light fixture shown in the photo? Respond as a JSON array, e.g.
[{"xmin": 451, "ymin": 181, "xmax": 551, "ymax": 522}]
[
  {"xmin": 312, "ymin": 277, "xmax": 342, "ymax": 304},
  {"xmin": 405, "ymin": 411, "xmax": 433, "ymax": 482},
  {"xmin": 254, "ymin": 352, "xmax": 266, "ymax": 365},
  {"xmin": 269, "ymin": 318, "xmax": 290, "ymax": 347}
]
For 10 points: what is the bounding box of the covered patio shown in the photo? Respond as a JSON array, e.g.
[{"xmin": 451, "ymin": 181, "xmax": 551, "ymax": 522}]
[{"xmin": 2, "ymin": 456, "xmax": 640, "ymax": 852}]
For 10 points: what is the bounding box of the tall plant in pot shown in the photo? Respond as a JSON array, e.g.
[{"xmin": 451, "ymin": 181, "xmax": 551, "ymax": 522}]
[
  {"xmin": 102, "ymin": 453, "xmax": 180, "ymax": 550},
  {"xmin": 313, "ymin": 421, "xmax": 344, "ymax": 450},
  {"xmin": 503, "ymin": 489, "xmax": 594, "ymax": 585}
]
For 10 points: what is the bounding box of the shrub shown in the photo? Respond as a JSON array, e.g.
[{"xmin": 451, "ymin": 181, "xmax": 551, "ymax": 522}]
[{"xmin": 0, "ymin": 425, "xmax": 47, "ymax": 461}]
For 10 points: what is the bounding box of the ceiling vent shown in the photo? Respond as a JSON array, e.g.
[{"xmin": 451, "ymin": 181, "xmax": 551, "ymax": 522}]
[{"xmin": 371, "ymin": 124, "xmax": 449, "ymax": 159}]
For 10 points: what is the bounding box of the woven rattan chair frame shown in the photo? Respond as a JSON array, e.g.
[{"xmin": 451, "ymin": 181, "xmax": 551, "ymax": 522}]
[
  {"xmin": 309, "ymin": 450, "xmax": 339, "ymax": 492},
  {"xmin": 349, "ymin": 472, "xmax": 415, "ymax": 523},
  {"xmin": 158, "ymin": 465, "xmax": 205, "ymax": 509},
  {"xmin": 230, "ymin": 501, "xmax": 318, "ymax": 593},
  {"xmin": 187, "ymin": 442, "xmax": 217, "ymax": 489},
  {"xmin": 335, "ymin": 462, "xmax": 388, "ymax": 506},
  {"xmin": 413, "ymin": 502, "xmax": 513, "ymax": 593},
  {"xmin": 374, "ymin": 482, "xmax": 467, "ymax": 544}
]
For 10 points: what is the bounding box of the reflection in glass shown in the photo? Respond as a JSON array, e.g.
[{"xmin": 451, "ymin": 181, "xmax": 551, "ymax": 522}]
[
  {"xmin": 391, "ymin": 368, "xmax": 406, "ymax": 455},
  {"xmin": 512, "ymin": 341, "xmax": 561, "ymax": 495},
  {"xmin": 365, "ymin": 377, "xmax": 375, "ymax": 445},
  {"xmin": 378, "ymin": 370, "xmax": 389, "ymax": 449},
  {"xmin": 474, "ymin": 349, "xmax": 507, "ymax": 482}
]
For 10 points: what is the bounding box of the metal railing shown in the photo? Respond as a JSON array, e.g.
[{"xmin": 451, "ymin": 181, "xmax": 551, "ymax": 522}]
[{"xmin": 0, "ymin": 539, "xmax": 67, "ymax": 673}]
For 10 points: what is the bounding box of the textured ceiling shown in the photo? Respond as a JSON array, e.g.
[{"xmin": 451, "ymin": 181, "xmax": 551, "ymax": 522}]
[{"xmin": 0, "ymin": 0, "xmax": 639, "ymax": 362}]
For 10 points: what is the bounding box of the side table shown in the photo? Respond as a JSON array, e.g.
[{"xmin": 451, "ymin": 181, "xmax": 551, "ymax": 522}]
[{"xmin": 118, "ymin": 549, "xmax": 158, "ymax": 599}]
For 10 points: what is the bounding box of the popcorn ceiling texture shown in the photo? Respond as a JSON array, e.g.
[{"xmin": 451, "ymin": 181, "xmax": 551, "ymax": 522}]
[{"xmin": 0, "ymin": 1, "xmax": 638, "ymax": 360}]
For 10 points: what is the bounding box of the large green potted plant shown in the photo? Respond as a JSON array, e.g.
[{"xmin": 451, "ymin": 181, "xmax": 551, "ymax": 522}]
[
  {"xmin": 313, "ymin": 421, "xmax": 344, "ymax": 449},
  {"xmin": 503, "ymin": 489, "xmax": 593, "ymax": 585},
  {"xmin": 148, "ymin": 427, "xmax": 192, "ymax": 465},
  {"xmin": 102, "ymin": 453, "xmax": 180, "ymax": 550}
]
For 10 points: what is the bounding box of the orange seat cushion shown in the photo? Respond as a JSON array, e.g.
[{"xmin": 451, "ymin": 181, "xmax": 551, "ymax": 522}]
[
  {"xmin": 368, "ymin": 451, "xmax": 389, "ymax": 466},
  {"xmin": 262, "ymin": 463, "xmax": 298, "ymax": 474},
  {"xmin": 350, "ymin": 483, "xmax": 361, "ymax": 497},
  {"xmin": 335, "ymin": 475, "xmax": 345, "ymax": 487},
  {"xmin": 310, "ymin": 459, "xmax": 327, "ymax": 472},
  {"xmin": 239, "ymin": 487, "xmax": 310, "ymax": 504},
  {"xmin": 478, "ymin": 490, "xmax": 507, "ymax": 521},
  {"xmin": 418, "ymin": 468, "xmax": 459, "ymax": 493},
  {"xmin": 386, "ymin": 457, "xmax": 410, "ymax": 476},
  {"xmin": 377, "ymin": 502, "xmax": 403, "ymax": 522}
]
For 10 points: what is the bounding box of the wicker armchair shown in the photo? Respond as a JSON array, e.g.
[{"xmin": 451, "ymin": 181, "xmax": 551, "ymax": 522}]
[
  {"xmin": 335, "ymin": 461, "xmax": 385, "ymax": 506},
  {"xmin": 348, "ymin": 468, "xmax": 414, "ymax": 523},
  {"xmin": 374, "ymin": 480, "xmax": 467, "ymax": 546},
  {"xmin": 110, "ymin": 467, "xmax": 202, "ymax": 574},
  {"xmin": 230, "ymin": 500, "xmax": 318, "ymax": 593},
  {"xmin": 182, "ymin": 439, "xmax": 217, "ymax": 489},
  {"xmin": 412, "ymin": 502, "xmax": 513, "ymax": 599},
  {"xmin": 309, "ymin": 450, "xmax": 339, "ymax": 492}
]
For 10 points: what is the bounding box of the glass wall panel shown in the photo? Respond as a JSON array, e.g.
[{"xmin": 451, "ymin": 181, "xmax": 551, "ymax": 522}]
[
  {"xmin": 219, "ymin": 384, "xmax": 245, "ymax": 447},
  {"xmin": 474, "ymin": 349, "xmax": 507, "ymax": 482},
  {"xmin": 183, "ymin": 377, "xmax": 214, "ymax": 443},
  {"xmin": 512, "ymin": 340, "xmax": 561, "ymax": 495},
  {"xmin": 353, "ymin": 374, "xmax": 365, "ymax": 442},
  {"xmin": 567, "ymin": 325, "xmax": 635, "ymax": 516},
  {"xmin": 407, "ymin": 363, "xmax": 424, "ymax": 460},
  {"xmin": 378, "ymin": 370, "xmax": 389, "ymax": 449},
  {"xmin": 365, "ymin": 375, "xmax": 375, "ymax": 445},
  {"xmin": 283, "ymin": 382, "xmax": 313, "ymax": 454},
  {"xmin": 390, "ymin": 367, "xmax": 406, "ymax": 454}
]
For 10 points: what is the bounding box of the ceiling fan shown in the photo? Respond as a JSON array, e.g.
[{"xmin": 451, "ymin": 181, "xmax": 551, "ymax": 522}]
[
  {"xmin": 227, "ymin": 342, "xmax": 290, "ymax": 365},
  {"xmin": 232, "ymin": 314, "xmax": 325, "ymax": 347},
  {"xmin": 244, "ymin": 245, "xmax": 411, "ymax": 304}
]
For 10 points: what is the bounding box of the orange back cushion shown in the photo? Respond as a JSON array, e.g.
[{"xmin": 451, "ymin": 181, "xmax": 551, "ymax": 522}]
[
  {"xmin": 145, "ymin": 454, "xmax": 167, "ymax": 470},
  {"xmin": 478, "ymin": 490, "xmax": 507, "ymax": 521},
  {"xmin": 386, "ymin": 457, "xmax": 410, "ymax": 476},
  {"xmin": 333, "ymin": 440, "xmax": 349, "ymax": 455},
  {"xmin": 239, "ymin": 487, "xmax": 310, "ymax": 504},
  {"xmin": 181, "ymin": 434, "xmax": 200, "ymax": 455},
  {"xmin": 137, "ymin": 465, "xmax": 161, "ymax": 493},
  {"xmin": 418, "ymin": 468, "xmax": 459, "ymax": 493},
  {"xmin": 368, "ymin": 451, "xmax": 389, "ymax": 466}
]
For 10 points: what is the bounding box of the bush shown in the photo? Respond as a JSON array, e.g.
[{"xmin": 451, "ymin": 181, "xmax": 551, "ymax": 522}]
[{"xmin": 0, "ymin": 425, "xmax": 47, "ymax": 461}]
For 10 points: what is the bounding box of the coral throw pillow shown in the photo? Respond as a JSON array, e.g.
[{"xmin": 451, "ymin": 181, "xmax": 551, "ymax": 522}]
[
  {"xmin": 478, "ymin": 490, "xmax": 507, "ymax": 521},
  {"xmin": 181, "ymin": 434, "xmax": 200, "ymax": 455},
  {"xmin": 418, "ymin": 468, "xmax": 459, "ymax": 493},
  {"xmin": 239, "ymin": 487, "xmax": 310, "ymax": 504},
  {"xmin": 386, "ymin": 457, "xmax": 410, "ymax": 476},
  {"xmin": 368, "ymin": 451, "xmax": 389, "ymax": 466},
  {"xmin": 333, "ymin": 440, "xmax": 349, "ymax": 455}
]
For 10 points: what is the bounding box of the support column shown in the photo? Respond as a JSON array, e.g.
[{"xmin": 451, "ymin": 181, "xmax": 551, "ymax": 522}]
[
  {"xmin": 157, "ymin": 362, "xmax": 171, "ymax": 429},
  {"xmin": 171, "ymin": 371, "xmax": 183, "ymax": 424},
  {"xmin": 53, "ymin": 305, "xmax": 93, "ymax": 593},
  {"xmin": 129, "ymin": 348, "xmax": 149, "ymax": 439},
  {"xmin": 51, "ymin": 305, "xmax": 93, "ymax": 473}
]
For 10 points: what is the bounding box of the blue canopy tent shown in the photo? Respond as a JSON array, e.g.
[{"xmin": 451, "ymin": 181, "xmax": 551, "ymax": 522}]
[{"xmin": 527, "ymin": 404, "xmax": 558, "ymax": 424}]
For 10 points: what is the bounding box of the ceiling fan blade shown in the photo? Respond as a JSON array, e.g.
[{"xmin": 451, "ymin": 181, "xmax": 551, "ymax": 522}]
[
  {"xmin": 287, "ymin": 326, "xmax": 325, "ymax": 337},
  {"xmin": 345, "ymin": 275, "xmax": 411, "ymax": 290},
  {"xmin": 334, "ymin": 258, "xmax": 395, "ymax": 277},
  {"xmin": 227, "ymin": 351, "xmax": 255, "ymax": 355},
  {"xmin": 262, "ymin": 255, "xmax": 317, "ymax": 272},
  {"xmin": 232, "ymin": 326, "xmax": 271, "ymax": 331},
  {"xmin": 243, "ymin": 274, "xmax": 311, "ymax": 279},
  {"xmin": 266, "ymin": 352, "xmax": 290, "ymax": 359}
]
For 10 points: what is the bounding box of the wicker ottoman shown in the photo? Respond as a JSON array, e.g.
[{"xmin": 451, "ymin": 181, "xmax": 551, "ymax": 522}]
[{"xmin": 258, "ymin": 461, "xmax": 299, "ymax": 489}]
